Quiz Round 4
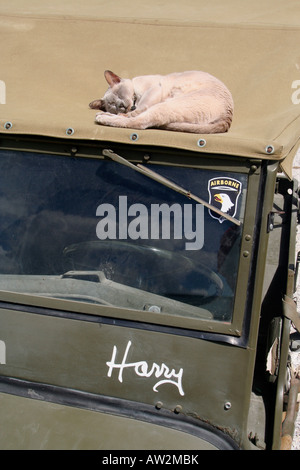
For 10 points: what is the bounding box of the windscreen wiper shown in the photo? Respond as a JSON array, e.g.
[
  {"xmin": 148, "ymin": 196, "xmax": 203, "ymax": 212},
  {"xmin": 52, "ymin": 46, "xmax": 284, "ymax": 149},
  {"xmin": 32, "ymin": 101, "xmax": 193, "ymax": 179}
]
[{"xmin": 103, "ymin": 149, "xmax": 241, "ymax": 226}]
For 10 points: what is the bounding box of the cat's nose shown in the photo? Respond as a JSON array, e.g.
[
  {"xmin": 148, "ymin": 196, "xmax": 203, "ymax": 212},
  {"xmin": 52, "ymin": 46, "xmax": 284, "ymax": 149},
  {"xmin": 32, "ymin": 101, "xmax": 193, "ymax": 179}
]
[{"xmin": 131, "ymin": 105, "xmax": 136, "ymax": 111}]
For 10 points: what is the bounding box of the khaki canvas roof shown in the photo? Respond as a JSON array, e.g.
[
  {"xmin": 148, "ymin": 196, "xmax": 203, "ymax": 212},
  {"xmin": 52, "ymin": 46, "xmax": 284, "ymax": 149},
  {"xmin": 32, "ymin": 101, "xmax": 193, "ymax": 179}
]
[{"xmin": 1, "ymin": 0, "xmax": 300, "ymax": 176}]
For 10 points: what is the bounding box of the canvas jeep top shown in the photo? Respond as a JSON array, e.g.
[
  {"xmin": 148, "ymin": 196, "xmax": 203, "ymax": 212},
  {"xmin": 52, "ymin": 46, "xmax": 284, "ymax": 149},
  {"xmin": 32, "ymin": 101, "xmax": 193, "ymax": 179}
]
[{"xmin": 0, "ymin": 0, "xmax": 300, "ymax": 450}]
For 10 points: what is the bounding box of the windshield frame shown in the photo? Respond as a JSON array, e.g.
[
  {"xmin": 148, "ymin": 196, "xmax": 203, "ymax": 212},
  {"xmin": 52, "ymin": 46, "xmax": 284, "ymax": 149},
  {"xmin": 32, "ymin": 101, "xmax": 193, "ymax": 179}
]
[{"xmin": 0, "ymin": 138, "xmax": 262, "ymax": 338}]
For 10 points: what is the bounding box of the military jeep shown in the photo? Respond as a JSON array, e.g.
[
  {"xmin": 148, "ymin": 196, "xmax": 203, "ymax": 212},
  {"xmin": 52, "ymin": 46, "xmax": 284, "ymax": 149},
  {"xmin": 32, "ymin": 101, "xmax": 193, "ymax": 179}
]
[{"xmin": 0, "ymin": 0, "xmax": 300, "ymax": 450}]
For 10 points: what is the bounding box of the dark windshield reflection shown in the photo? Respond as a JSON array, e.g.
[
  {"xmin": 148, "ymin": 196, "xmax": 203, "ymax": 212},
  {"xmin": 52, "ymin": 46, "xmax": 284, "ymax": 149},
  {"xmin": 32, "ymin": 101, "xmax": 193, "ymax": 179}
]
[{"xmin": 0, "ymin": 150, "xmax": 247, "ymax": 322}]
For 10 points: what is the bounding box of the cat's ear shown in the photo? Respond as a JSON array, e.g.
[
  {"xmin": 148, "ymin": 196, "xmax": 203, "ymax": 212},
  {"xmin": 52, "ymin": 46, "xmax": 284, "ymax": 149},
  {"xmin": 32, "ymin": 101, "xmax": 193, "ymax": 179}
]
[
  {"xmin": 104, "ymin": 70, "xmax": 122, "ymax": 87},
  {"xmin": 89, "ymin": 99, "xmax": 106, "ymax": 110}
]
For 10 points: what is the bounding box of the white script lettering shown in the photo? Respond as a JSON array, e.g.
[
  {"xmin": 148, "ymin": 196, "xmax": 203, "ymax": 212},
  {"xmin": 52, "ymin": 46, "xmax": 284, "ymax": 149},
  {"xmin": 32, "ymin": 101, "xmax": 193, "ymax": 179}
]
[{"xmin": 106, "ymin": 341, "xmax": 184, "ymax": 396}]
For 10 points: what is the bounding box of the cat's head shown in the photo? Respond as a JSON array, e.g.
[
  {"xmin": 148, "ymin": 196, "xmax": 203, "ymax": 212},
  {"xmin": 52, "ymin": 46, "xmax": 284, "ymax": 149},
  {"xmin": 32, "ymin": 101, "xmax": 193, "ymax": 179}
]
[{"xmin": 89, "ymin": 70, "xmax": 136, "ymax": 114}]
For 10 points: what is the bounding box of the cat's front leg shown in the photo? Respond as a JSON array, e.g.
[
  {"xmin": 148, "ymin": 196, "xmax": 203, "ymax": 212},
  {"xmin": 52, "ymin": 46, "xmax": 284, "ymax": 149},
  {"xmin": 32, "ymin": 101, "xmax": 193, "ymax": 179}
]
[
  {"xmin": 131, "ymin": 85, "xmax": 163, "ymax": 116},
  {"xmin": 95, "ymin": 112, "xmax": 132, "ymax": 127},
  {"xmin": 122, "ymin": 109, "xmax": 142, "ymax": 118}
]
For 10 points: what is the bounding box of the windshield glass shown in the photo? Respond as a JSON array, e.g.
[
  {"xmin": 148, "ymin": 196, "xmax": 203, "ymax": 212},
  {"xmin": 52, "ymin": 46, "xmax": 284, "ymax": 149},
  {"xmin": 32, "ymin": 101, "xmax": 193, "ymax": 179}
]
[{"xmin": 0, "ymin": 150, "xmax": 247, "ymax": 322}]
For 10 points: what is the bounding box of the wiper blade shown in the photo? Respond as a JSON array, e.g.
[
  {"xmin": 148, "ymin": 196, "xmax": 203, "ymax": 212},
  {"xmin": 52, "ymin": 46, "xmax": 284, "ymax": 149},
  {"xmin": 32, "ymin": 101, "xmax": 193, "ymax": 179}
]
[{"xmin": 103, "ymin": 149, "xmax": 240, "ymax": 226}]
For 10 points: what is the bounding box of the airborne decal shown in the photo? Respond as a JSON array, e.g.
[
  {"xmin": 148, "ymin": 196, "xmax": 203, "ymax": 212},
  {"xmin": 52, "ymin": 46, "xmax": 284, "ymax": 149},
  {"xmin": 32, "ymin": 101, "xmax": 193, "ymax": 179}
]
[{"xmin": 208, "ymin": 177, "xmax": 242, "ymax": 223}]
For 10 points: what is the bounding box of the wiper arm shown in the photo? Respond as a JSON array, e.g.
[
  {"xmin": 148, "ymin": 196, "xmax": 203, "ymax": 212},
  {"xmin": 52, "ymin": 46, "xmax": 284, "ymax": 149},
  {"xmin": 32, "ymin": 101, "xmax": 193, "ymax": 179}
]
[{"xmin": 103, "ymin": 149, "xmax": 240, "ymax": 226}]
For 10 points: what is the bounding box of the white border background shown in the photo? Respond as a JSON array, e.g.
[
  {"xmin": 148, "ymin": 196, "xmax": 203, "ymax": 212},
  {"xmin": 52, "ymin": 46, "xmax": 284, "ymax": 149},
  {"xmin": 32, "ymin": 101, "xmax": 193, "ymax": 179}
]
[{"xmin": 291, "ymin": 148, "xmax": 300, "ymax": 450}]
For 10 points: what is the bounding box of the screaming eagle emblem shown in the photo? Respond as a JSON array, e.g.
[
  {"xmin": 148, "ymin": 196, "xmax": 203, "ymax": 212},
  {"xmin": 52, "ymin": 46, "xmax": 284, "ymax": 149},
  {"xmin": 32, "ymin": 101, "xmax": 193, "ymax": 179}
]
[{"xmin": 208, "ymin": 177, "xmax": 242, "ymax": 223}]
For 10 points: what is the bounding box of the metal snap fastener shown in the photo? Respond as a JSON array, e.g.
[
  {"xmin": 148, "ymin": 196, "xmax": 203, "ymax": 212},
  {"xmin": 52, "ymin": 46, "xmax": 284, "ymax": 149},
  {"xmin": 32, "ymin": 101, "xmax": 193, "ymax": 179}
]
[
  {"xmin": 4, "ymin": 121, "xmax": 12, "ymax": 130},
  {"xmin": 265, "ymin": 145, "xmax": 274, "ymax": 154},
  {"xmin": 66, "ymin": 127, "xmax": 74, "ymax": 136},
  {"xmin": 130, "ymin": 133, "xmax": 139, "ymax": 141},
  {"xmin": 197, "ymin": 138, "xmax": 206, "ymax": 147}
]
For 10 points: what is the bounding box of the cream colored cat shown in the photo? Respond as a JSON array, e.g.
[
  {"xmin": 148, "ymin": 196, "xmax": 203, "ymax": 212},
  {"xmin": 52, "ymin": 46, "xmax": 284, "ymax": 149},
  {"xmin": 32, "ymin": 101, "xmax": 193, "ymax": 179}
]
[{"xmin": 90, "ymin": 70, "xmax": 233, "ymax": 133}]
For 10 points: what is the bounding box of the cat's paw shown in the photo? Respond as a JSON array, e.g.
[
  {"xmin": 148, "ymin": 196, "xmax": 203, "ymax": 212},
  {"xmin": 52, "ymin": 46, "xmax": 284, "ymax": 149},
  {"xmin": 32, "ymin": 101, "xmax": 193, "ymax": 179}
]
[
  {"xmin": 95, "ymin": 113, "xmax": 125, "ymax": 127},
  {"xmin": 95, "ymin": 113, "xmax": 107, "ymax": 124},
  {"xmin": 95, "ymin": 112, "xmax": 114, "ymax": 123},
  {"xmin": 94, "ymin": 111, "xmax": 107, "ymax": 120}
]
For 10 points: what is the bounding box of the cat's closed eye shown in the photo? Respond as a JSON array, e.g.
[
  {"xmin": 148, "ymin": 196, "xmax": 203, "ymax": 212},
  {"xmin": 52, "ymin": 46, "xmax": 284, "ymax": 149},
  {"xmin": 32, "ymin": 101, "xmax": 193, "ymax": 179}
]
[{"xmin": 107, "ymin": 102, "xmax": 117, "ymax": 113}]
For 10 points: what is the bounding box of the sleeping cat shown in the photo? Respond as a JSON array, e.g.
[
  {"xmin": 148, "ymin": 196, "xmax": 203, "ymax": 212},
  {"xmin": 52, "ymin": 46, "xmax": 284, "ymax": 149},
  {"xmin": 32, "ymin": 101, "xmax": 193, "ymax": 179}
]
[{"xmin": 89, "ymin": 70, "xmax": 233, "ymax": 133}]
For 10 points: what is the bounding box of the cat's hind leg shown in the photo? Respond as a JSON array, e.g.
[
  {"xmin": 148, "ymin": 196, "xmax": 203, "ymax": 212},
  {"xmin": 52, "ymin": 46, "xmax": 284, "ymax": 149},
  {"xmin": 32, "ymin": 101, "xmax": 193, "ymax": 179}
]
[
  {"xmin": 160, "ymin": 122, "xmax": 204, "ymax": 133},
  {"xmin": 161, "ymin": 120, "xmax": 230, "ymax": 133}
]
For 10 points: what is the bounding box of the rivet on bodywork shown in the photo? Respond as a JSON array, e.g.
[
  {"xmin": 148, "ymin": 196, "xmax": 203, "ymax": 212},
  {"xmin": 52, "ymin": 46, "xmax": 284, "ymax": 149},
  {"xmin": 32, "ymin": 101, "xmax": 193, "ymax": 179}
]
[
  {"xmin": 224, "ymin": 402, "xmax": 232, "ymax": 410},
  {"xmin": 147, "ymin": 305, "xmax": 161, "ymax": 313},
  {"xmin": 197, "ymin": 138, "xmax": 206, "ymax": 148},
  {"xmin": 4, "ymin": 121, "xmax": 12, "ymax": 130},
  {"xmin": 174, "ymin": 405, "xmax": 182, "ymax": 414},
  {"xmin": 265, "ymin": 145, "xmax": 274, "ymax": 154},
  {"xmin": 66, "ymin": 127, "xmax": 74, "ymax": 136}
]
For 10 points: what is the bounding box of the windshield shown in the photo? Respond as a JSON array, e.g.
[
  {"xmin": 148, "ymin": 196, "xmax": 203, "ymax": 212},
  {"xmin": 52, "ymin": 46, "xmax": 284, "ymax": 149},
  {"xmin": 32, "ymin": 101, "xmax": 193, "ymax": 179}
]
[{"xmin": 0, "ymin": 150, "xmax": 247, "ymax": 322}]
